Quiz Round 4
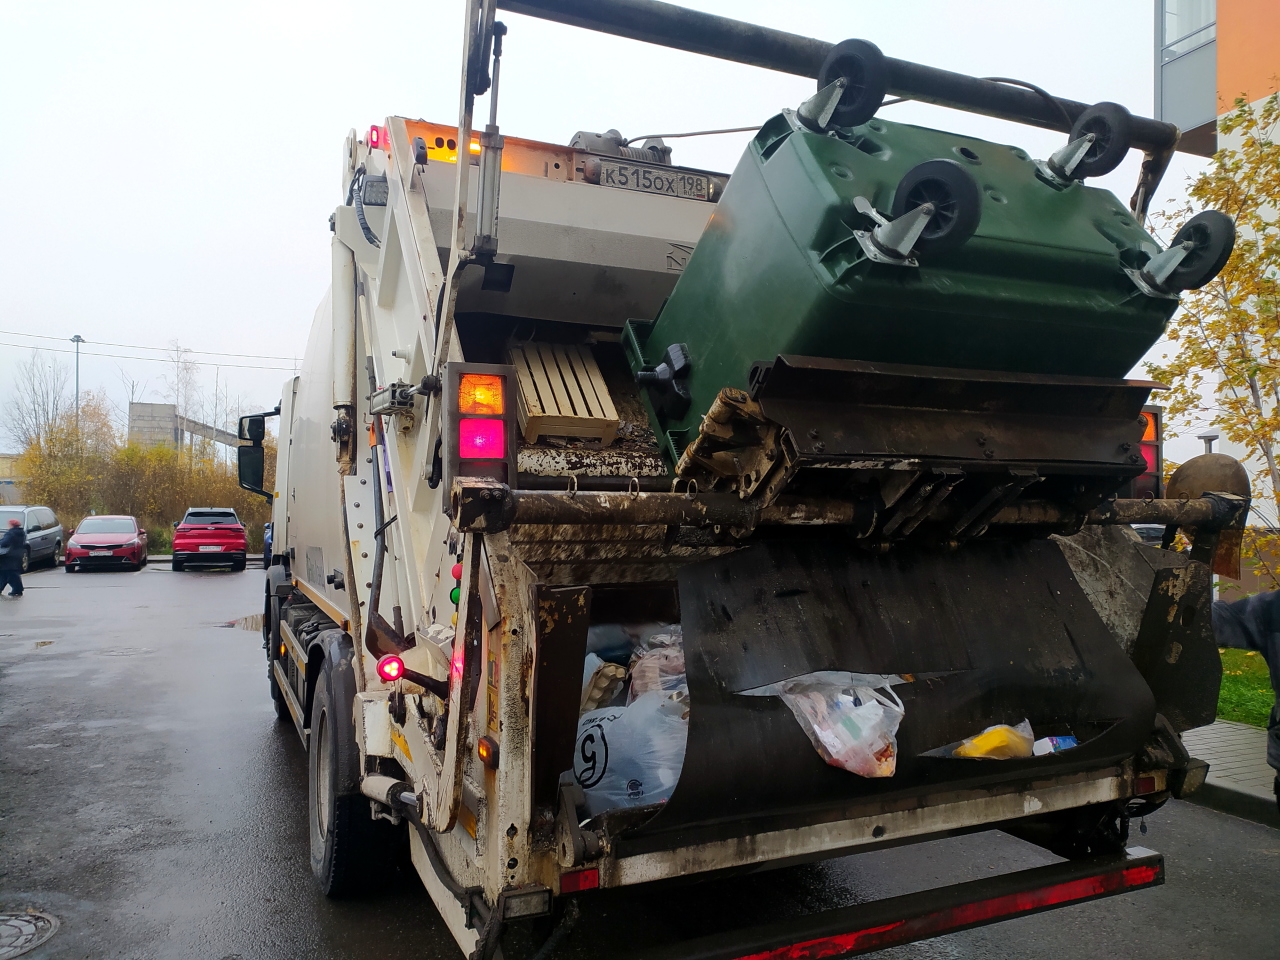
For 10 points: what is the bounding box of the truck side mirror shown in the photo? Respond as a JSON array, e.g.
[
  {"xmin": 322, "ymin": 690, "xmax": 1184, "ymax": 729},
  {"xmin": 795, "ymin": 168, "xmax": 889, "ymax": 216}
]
[
  {"xmin": 238, "ymin": 445, "xmax": 271, "ymax": 502},
  {"xmin": 239, "ymin": 415, "xmax": 266, "ymax": 443}
]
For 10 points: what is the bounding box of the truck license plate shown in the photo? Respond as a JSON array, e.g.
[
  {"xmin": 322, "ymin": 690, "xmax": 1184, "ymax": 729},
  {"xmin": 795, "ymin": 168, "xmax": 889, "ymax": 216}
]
[
  {"xmin": 199, "ymin": 545, "xmax": 221, "ymax": 552},
  {"xmin": 89, "ymin": 550, "xmax": 112, "ymax": 556},
  {"xmin": 596, "ymin": 160, "xmax": 710, "ymax": 200}
]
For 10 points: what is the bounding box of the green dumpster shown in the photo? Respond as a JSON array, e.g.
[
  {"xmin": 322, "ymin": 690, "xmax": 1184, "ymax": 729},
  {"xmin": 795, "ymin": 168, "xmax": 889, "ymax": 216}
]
[{"xmin": 626, "ymin": 110, "xmax": 1175, "ymax": 464}]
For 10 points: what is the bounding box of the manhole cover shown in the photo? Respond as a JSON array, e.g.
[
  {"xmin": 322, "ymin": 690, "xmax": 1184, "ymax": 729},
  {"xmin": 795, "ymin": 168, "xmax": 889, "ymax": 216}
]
[{"xmin": 0, "ymin": 910, "xmax": 59, "ymax": 959}]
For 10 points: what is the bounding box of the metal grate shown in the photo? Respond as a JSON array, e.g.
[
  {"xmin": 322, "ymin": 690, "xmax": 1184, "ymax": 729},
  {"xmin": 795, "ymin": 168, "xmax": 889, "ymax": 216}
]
[{"xmin": 0, "ymin": 910, "xmax": 59, "ymax": 959}]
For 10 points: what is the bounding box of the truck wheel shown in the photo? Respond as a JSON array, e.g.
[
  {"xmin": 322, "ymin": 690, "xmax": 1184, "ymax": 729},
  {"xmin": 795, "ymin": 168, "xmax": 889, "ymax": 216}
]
[{"xmin": 309, "ymin": 642, "xmax": 385, "ymax": 896}]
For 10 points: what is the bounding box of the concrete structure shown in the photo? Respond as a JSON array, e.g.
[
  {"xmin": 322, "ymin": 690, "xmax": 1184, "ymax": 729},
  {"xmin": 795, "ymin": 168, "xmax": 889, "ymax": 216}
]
[
  {"xmin": 1155, "ymin": 0, "xmax": 1280, "ymax": 156},
  {"xmin": 127, "ymin": 402, "xmax": 237, "ymax": 450}
]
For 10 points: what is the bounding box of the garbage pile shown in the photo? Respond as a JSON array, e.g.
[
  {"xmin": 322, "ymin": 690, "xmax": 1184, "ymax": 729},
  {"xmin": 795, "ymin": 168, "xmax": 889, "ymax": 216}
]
[{"xmin": 572, "ymin": 625, "xmax": 1085, "ymax": 816}]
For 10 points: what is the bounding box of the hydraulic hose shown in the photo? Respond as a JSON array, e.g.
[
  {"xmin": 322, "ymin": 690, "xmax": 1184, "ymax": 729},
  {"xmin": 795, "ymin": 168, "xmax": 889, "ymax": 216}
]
[
  {"xmin": 363, "ymin": 355, "xmax": 390, "ymax": 657},
  {"xmin": 529, "ymin": 899, "xmax": 580, "ymax": 960},
  {"xmin": 348, "ymin": 165, "xmax": 382, "ymax": 248}
]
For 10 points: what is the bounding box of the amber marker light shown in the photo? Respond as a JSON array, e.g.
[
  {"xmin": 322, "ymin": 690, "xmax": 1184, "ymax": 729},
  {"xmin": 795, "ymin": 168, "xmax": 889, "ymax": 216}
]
[
  {"xmin": 458, "ymin": 373, "xmax": 505, "ymax": 416},
  {"xmin": 477, "ymin": 735, "xmax": 500, "ymax": 769}
]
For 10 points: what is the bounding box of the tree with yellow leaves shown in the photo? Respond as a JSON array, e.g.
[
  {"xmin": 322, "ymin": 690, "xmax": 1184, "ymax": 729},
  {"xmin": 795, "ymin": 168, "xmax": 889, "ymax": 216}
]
[
  {"xmin": 1147, "ymin": 93, "xmax": 1280, "ymax": 590},
  {"xmin": 17, "ymin": 392, "xmax": 273, "ymax": 552}
]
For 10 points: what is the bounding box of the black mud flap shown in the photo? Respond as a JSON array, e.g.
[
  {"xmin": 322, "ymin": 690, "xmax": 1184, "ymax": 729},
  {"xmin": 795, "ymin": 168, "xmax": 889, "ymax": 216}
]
[{"xmin": 617, "ymin": 539, "xmax": 1155, "ymax": 855}]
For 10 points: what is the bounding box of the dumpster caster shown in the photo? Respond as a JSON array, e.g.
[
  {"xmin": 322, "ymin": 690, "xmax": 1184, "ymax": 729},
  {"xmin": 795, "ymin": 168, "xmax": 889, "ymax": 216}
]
[
  {"xmin": 1067, "ymin": 101, "xmax": 1133, "ymax": 179},
  {"xmin": 816, "ymin": 39, "xmax": 889, "ymax": 128},
  {"xmin": 890, "ymin": 159, "xmax": 982, "ymax": 256}
]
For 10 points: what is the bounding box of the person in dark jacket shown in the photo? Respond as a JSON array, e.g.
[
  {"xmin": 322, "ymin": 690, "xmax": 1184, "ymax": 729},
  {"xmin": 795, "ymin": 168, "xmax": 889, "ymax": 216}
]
[
  {"xmin": 0, "ymin": 518, "xmax": 26, "ymax": 598},
  {"xmin": 1212, "ymin": 589, "xmax": 1280, "ymax": 811}
]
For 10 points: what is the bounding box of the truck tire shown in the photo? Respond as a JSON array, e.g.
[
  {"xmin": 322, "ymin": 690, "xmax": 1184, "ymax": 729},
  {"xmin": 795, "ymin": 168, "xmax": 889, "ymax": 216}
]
[{"xmin": 309, "ymin": 634, "xmax": 388, "ymax": 896}]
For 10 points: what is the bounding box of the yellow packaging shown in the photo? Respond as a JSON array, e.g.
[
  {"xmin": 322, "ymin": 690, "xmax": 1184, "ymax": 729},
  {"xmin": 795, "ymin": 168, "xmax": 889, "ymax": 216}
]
[{"xmin": 953, "ymin": 720, "xmax": 1034, "ymax": 759}]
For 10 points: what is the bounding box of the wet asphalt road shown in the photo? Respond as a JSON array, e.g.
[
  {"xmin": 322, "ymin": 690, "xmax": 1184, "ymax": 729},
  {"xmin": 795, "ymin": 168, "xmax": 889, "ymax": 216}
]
[{"xmin": 1, "ymin": 562, "xmax": 1278, "ymax": 960}]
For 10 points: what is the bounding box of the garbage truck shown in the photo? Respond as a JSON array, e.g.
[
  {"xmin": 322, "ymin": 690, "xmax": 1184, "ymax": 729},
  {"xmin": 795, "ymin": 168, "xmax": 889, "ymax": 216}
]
[{"xmin": 236, "ymin": 2, "xmax": 1251, "ymax": 957}]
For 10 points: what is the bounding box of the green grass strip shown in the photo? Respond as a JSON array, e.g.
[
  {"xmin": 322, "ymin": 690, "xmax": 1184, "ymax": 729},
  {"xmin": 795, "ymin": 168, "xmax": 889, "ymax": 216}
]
[{"xmin": 1217, "ymin": 648, "xmax": 1275, "ymax": 729}]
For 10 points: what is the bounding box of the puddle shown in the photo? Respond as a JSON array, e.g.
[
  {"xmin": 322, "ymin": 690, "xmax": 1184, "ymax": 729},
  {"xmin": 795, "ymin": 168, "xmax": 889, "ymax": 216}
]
[
  {"xmin": 34, "ymin": 641, "xmax": 54, "ymax": 648},
  {"xmin": 99, "ymin": 647, "xmax": 150, "ymax": 657},
  {"xmin": 217, "ymin": 614, "xmax": 263, "ymax": 631}
]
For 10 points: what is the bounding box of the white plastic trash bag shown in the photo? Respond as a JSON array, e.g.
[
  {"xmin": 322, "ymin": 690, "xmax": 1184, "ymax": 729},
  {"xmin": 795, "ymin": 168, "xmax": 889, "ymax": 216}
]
[
  {"xmin": 627, "ymin": 626, "xmax": 687, "ymax": 703},
  {"xmin": 743, "ymin": 672, "xmax": 906, "ymax": 778},
  {"xmin": 573, "ymin": 691, "xmax": 689, "ymax": 816}
]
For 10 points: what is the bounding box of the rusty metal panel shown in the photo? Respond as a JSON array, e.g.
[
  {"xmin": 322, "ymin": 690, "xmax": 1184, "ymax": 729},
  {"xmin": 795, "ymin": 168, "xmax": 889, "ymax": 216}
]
[
  {"xmin": 757, "ymin": 355, "xmax": 1154, "ymax": 468},
  {"xmin": 531, "ymin": 585, "xmax": 593, "ymax": 807},
  {"xmin": 1130, "ymin": 563, "xmax": 1220, "ymax": 732}
]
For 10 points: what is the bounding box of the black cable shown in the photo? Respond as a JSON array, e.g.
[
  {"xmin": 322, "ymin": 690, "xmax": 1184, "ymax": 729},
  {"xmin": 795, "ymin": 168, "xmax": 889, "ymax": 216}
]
[
  {"xmin": 878, "ymin": 77, "xmax": 1075, "ymax": 132},
  {"xmin": 980, "ymin": 77, "xmax": 1076, "ymax": 130},
  {"xmin": 350, "ymin": 164, "xmax": 382, "ymax": 248},
  {"xmin": 529, "ymin": 899, "xmax": 580, "ymax": 960},
  {"xmin": 406, "ymin": 815, "xmax": 470, "ymax": 903}
]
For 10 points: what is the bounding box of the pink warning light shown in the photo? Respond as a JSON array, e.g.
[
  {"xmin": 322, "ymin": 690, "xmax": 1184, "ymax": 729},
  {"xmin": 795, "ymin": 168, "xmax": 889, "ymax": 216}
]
[{"xmin": 458, "ymin": 418, "xmax": 505, "ymax": 459}]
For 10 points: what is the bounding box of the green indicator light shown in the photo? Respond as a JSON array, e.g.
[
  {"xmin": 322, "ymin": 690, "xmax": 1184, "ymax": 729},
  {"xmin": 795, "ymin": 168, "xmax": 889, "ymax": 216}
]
[{"xmin": 450, "ymin": 586, "xmax": 461, "ymax": 605}]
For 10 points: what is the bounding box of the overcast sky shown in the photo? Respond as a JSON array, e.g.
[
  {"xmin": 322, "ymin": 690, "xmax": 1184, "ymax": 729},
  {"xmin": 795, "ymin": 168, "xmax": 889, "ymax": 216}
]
[{"xmin": 0, "ymin": 0, "xmax": 1209, "ymax": 458}]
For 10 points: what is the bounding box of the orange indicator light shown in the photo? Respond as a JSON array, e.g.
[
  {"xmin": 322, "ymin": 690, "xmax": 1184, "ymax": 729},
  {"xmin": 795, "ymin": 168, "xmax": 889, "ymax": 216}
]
[{"xmin": 458, "ymin": 373, "xmax": 505, "ymax": 415}]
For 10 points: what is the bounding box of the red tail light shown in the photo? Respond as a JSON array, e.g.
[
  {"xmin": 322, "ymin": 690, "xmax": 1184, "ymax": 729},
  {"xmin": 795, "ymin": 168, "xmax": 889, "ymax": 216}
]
[
  {"xmin": 369, "ymin": 124, "xmax": 388, "ymax": 150},
  {"xmin": 458, "ymin": 418, "xmax": 506, "ymax": 459},
  {"xmin": 376, "ymin": 655, "xmax": 405, "ymax": 682},
  {"xmin": 560, "ymin": 867, "xmax": 599, "ymax": 893}
]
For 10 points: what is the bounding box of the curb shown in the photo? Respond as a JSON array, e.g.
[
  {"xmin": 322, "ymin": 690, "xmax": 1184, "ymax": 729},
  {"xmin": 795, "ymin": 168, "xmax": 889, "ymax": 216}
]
[
  {"xmin": 144, "ymin": 555, "xmax": 265, "ymax": 562},
  {"xmin": 1185, "ymin": 779, "xmax": 1280, "ymax": 829}
]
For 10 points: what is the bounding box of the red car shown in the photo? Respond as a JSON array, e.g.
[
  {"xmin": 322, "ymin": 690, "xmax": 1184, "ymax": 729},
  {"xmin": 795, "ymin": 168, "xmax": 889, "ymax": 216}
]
[
  {"xmin": 172, "ymin": 508, "xmax": 247, "ymax": 571},
  {"xmin": 65, "ymin": 515, "xmax": 148, "ymax": 572}
]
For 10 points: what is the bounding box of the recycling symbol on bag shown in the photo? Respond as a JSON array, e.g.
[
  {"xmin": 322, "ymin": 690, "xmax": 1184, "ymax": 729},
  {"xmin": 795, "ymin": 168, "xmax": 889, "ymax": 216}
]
[{"xmin": 574, "ymin": 722, "xmax": 610, "ymax": 788}]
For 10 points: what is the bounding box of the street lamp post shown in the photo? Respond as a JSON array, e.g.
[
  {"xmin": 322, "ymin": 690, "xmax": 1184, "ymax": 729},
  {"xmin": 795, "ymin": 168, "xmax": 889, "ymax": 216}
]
[{"xmin": 70, "ymin": 335, "xmax": 85, "ymax": 432}]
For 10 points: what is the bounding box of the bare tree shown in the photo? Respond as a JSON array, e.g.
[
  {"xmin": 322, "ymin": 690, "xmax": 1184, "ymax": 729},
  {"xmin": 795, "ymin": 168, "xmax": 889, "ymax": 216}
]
[
  {"xmin": 7, "ymin": 351, "xmax": 71, "ymax": 451},
  {"xmin": 112, "ymin": 366, "xmax": 150, "ymax": 434},
  {"xmin": 161, "ymin": 340, "xmax": 199, "ymax": 420}
]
